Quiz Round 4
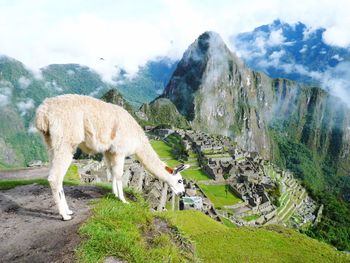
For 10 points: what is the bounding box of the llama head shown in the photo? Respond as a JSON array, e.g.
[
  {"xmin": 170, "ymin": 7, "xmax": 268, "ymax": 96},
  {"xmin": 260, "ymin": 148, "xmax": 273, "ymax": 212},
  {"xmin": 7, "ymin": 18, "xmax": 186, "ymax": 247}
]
[{"xmin": 165, "ymin": 164, "xmax": 190, "ymax": 196}]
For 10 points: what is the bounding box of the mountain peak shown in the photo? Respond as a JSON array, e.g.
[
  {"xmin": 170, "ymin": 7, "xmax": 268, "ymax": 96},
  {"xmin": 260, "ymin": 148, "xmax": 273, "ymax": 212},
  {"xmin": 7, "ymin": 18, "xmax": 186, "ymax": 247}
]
[
  {"xmin": 182, "ymin": 31, "xmax": 229, "ymax": 63},
  {"xmin": 163, "ymin": 31, "xmax": 248, "ymax": 126}
]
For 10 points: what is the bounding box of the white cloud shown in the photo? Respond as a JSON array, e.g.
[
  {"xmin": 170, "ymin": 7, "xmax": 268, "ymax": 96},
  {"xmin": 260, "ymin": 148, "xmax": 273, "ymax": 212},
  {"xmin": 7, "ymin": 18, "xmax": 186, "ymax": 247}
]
[
  {"xmin": 0, "ymin": 0, "xmax": 349, "ymax": 80},
  {"xmin": 323, "ymin": 25, "xmax": 350, "ymax": 47},
  {"xmin": 0, "ymin": 83, "xmax": 12, "ymax": 107},
  {"xmin": 67, "ymin": 69, "xmax": 75, "ymax": 75},
  {"xmin": 28, "ymin": 124, "xmax": 37, "ymax": 133},
  {"xmin": 16, "ymin": 98, "xmax": 35, "ymax": 116},
  {"xmin": 0, "ymin": 94, "xmax": 10, "ymax": 107},
  {"xmin": 268, "ymin": 29, "xmax": 286, "ymax": 46},
  {"xmin": 302, "ymin": 26, "xmax": 317, "ymax": 41},
  {"xmin": 45, "ymin": 80, "xmax": 63, "ymax": 93},
  {"xmin": 321, "ymin": 62, "xmax": 350, "ymax": 108},
  {"xmin": 299, "ymin": 45, "xmax": 307, "ymax": 53},
  {"xmin": 331, "ymin": 54, "xmax": 344, "ymax": 61},
  {"xmin": 18, "ymin": 76, "xmax": 31, "ymax": 89},
  {"xmin": 269, "ymin": 50, "xmax": 285, "ymax": 67}
]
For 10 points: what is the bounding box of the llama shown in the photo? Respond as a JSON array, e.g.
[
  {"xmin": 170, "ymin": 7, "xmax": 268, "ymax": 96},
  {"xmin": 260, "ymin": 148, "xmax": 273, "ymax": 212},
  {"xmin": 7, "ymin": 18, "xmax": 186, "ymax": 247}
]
[{"xmin": 35, "ymin": 94, "xmax": 189, "ymax": 220}]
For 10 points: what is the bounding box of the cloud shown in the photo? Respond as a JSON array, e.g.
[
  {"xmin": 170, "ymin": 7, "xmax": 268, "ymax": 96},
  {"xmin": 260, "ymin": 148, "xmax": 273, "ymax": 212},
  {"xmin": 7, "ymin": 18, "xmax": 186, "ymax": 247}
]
[
  {"xmin": 0, "ymin": 82, "xmax": 12, "ymax": 107},
  {"xmin": 16, "ymin": 98, "xmax": 35, "ymax": 116},
  {"xmin": 331, "ymin": 54, "xmax": 344, "ymax": 62},
  {"xmin": 28, "ymin": 124, "xmax": 38, "ymax": 133},
  {"xmin": 0, "ymin": 0, "xmax": 349, "ymax": 81},
  {"xmin": 0, "ymin": 94, "xmax": 10, "ymax": 107},
  {"xmin": 299, "ymin": 45, "xmax": 307, "ymax": 53},
  {"xmin": 269, "ymin": 50, "xmax": 285, "ymax": 66},
  {"xmin": 67, "ymin": 69, "xmax": 75, "ymax": 75},
  {"xmin": 18, "ymin": 76, "xmax": 31, "ymax": 89},
  {"xmin": 321, "ymin": 62, "xmax": 350, "ymax": 108},
  {"xmin": 44, "ymin": 80, "xmax": 63, "ymax": 93},
  {"xmin": 268, "ymin": 29, "xmax": 286, "ymax": 46}
]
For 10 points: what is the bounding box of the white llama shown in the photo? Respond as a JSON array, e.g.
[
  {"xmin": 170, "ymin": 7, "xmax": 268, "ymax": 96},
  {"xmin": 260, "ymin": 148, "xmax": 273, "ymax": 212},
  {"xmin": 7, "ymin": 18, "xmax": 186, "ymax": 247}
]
[{"xmin": 35, "ymin": 94, "xmax": 189, "ymax": 220}]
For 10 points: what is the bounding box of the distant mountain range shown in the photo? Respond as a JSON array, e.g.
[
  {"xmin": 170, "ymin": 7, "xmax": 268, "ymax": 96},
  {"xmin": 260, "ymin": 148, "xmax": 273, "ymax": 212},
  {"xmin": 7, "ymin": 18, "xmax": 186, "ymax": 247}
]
[
  {"xmin": 116, "ymin": 57, "xmax": 177, "ymax": 108},
  {"xmin": 232, "ymin": 19, "xmax": 350, "ymax": 84},
  {"xmin": 0, "ymin": 55, "xmax": 175, "ymax": 168}
]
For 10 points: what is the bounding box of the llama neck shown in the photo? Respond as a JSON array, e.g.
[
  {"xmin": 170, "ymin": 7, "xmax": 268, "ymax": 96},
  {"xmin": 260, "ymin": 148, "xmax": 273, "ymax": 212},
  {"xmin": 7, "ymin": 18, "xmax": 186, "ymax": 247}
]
[{"xmin": 136, "ymin": 137, "xmax": 170, "ymax": 182}]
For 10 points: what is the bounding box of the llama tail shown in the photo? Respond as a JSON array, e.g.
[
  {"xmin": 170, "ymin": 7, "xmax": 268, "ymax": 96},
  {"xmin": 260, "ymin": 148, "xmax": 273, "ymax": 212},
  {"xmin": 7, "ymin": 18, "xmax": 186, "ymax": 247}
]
[{"xmin": 35, "ymin": 103, "xmax": 50, "ymax": 135}]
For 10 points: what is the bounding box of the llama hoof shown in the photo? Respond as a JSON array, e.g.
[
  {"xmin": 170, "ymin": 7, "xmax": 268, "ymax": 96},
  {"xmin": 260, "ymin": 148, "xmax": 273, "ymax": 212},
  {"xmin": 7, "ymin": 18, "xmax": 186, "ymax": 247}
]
[
  {"xmin": 61, "ymin": 214, "xmax": 72, "ymax": 221},
  {"xmin": 121, "ymin": 200, "xmax": 129, "ymax": 204},
  {"xmin": 67, "ymin": 210, "xmax": 74, "ymax": 215}
]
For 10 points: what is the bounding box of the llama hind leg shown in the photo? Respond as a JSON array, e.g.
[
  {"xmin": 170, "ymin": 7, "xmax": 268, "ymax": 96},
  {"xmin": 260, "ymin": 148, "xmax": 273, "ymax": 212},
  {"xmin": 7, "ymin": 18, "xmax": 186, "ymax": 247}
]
[
  {"xmin": 48, "ymin": 150, "xmax": 73, "ymax": 220},
  {"xmin": 106, "ymin": 153, "xmax": 128, "ymax": 203},
  {"xmin": 112, "ymin": 156, "xmax": 128, "ymax": 203}
]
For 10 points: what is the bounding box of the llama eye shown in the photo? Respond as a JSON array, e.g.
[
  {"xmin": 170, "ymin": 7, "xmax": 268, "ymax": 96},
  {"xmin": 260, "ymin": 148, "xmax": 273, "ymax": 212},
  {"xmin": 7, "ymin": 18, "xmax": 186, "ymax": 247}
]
[{"xmin": 178, "ymin": 179, "xmax": 183, "ymax": 184}]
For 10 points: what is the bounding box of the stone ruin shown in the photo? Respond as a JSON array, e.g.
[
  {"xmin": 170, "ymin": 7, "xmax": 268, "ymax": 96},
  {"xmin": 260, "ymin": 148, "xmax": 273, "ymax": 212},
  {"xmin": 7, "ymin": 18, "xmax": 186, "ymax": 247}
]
[{"xmin": 75, "ymin": 157, "xmax": 173, "ymax": 211}]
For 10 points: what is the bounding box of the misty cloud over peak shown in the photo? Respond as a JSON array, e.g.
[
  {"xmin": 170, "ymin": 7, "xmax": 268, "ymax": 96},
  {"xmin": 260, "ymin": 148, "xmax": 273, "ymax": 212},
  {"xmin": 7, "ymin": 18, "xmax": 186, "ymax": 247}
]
[{"xmin": 232, "ymin": 20, "xmax": 350, "ymax": 107}]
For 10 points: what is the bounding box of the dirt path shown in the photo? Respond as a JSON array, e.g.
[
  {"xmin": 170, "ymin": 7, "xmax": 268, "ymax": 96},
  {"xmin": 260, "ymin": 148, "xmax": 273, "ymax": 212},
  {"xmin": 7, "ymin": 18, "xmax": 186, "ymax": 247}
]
[
  {"xmin": 0, "ymin": 184, "xmax": 107, "ymax": 263},
  {"xmin": 0, "ymin": 167, "xmax": 49, "ymax": 180}
]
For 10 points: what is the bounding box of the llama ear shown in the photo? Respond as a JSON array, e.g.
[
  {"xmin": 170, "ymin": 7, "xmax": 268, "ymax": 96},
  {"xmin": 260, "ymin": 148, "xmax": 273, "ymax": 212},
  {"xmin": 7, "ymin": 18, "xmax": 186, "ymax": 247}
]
[
  {"xmin": 174, "ymin": 164, "xmax": 190, "ymax": 174},
  {"xmin": 165, "ymin": 166, "xmax": 174, "ymax": 174}
]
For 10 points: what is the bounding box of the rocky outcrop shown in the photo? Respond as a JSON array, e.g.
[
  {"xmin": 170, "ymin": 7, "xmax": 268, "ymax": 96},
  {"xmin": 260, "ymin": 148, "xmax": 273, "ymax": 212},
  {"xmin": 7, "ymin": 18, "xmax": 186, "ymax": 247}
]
[{"xmin": 138, "ymin": 98, "xmax": 189, "ymax": 128}]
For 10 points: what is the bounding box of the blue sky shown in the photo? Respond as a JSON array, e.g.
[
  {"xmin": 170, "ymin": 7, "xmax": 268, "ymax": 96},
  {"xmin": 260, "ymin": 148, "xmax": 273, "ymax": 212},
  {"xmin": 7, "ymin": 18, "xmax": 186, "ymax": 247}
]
[{"xmin": 0, "ymin": 0, "xmax": 349, "ymax": 81}]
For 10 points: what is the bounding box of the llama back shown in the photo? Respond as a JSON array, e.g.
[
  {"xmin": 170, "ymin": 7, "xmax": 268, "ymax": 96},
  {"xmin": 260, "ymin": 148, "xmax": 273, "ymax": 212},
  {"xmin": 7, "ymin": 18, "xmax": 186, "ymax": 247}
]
[{"xmin": 35, "ymin": 94, "xmax": 145, "ymax": 154}]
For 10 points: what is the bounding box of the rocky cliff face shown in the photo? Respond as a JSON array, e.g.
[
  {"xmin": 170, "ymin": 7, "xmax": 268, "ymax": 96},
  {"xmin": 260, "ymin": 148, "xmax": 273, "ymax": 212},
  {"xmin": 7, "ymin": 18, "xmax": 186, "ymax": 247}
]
[
  {"xmin": 161, "ymin": 32, "xmax": 350, "ymax": 176},
  {"xmin": 163, "ymin": 32, "xmax": 272, "ymax": 157}
]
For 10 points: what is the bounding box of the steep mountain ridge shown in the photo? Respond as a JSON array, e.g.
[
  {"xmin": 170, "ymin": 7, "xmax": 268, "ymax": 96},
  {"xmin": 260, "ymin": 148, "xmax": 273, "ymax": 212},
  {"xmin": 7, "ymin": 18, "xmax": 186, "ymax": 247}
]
[
  {"xmin": 159, "ymin": 31, "xmax": 350, "ymax": 179},
  {"xmin": 163, "ymin": 32, "xmax": 272, "ymax": 157}
]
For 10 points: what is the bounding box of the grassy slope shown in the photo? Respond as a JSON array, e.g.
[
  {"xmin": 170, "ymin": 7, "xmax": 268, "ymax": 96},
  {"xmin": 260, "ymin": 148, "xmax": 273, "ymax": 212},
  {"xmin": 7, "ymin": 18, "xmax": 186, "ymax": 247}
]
[
  {"xmin": 166, "ymin": 210, "xmax": 349, "ymax": 263},
  {"xmin": 198, "ymin": 184, "xmax": 241, "ymax": 209},
  {"xmin": 77, "ymin": 192, "xmax": 194, "ymax": 263}
]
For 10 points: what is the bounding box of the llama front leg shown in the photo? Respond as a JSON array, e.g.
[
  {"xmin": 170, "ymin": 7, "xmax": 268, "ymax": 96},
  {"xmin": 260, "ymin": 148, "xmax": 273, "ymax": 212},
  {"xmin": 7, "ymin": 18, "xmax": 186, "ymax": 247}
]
[
  {"xmin": 48, "ymin": 150, "xmax": 73, "ymax": 220},
  {"xmin": 60, "ymin": 189, "xmax": 73, "ymax": 215}
]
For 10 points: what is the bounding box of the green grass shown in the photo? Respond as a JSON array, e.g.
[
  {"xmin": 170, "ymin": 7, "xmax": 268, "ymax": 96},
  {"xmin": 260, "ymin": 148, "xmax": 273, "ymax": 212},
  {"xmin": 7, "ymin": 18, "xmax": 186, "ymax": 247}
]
[
  {"xmin": 64, "ymin": 164, "xmax": 81, "ymax": 184},
  {"xmin": 0, "ymin": 178, "xmax": 50, "ymax": 189},
  {"xmin": 165, "ymin": 210, "xmax": 350, "ymax": 263},
  {"xmin": 150, "ymin": 140, "xmax": 183, "ymax": 168},
  {"xmin": 165, "ymin": 159, "xmax": 182, "ymax": 167},
  {"xmin": 76, "ymin": 191, "xmax": 193, "ymax": 263},
  {"xmin": 0, "ymin": 164, "xmax": 81, "ymax": 190},
  {"xmin": 150, "ymin": 140, "xmax": 174, "ymax": 159},
  {"xmin": 219, "ymin": 216, "xmax": 237, "ymax": 228},
  {"xmin": 242, "ymin": 214, "xmax": 260, "ymax": 222},
  {"xmin": 279, "ymin": 192, "xmax": 289, "ymax": 205},
  {"xmin": 198, "ymin": 184, "xmax": 241, "ymax": 209},
  {"xmin": 181, "ymin": 169, "xmax": 211, "ymax": 181}
]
